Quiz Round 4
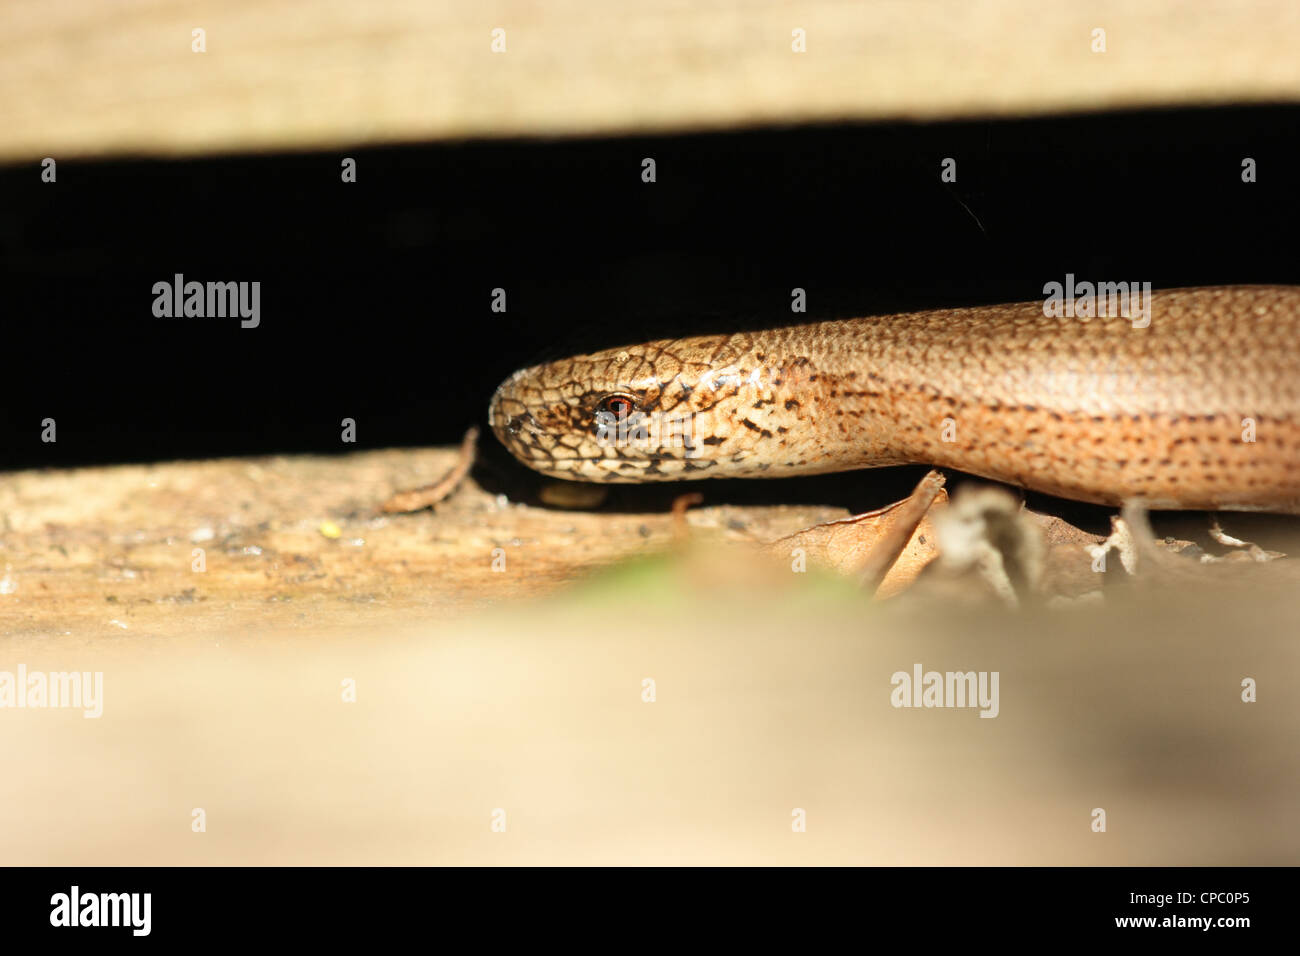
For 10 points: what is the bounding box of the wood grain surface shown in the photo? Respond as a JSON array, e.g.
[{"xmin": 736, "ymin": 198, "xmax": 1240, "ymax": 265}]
[
  {"xmin": 4, "ymin": 0, "xmax": 1300, "ymax": 159},
  {"xmin": 0, "ymin": 446, "xmax": 849, "ymax": 641}
]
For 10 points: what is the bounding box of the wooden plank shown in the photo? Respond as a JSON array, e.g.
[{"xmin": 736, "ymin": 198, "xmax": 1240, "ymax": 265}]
[
  {"xmin": 0, "ymin": 447, "xmax": 848, "ymax": 640},
  {"xmin": 3, "ymin": 449, "xmax": 1298, "ymax": 863},
  {"xmin": 4, "ymin": 0, "xmax": 1300, "ymax": 160},
  {"xmin": 4, "ymin": 555, "xmax": 1297, "ymax": 864}
]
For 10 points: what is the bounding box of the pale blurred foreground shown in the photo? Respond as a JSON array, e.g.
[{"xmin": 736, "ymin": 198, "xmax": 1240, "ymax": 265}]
[{"xmin": 3, "ymin": 542, "xmax": 1296, "ymax": 866}]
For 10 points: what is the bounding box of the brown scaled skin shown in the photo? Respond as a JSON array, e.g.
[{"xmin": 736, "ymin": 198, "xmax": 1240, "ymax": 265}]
[{"xmin": 489, "ymin": 286, "xmax": 1300, "ymax": 513}]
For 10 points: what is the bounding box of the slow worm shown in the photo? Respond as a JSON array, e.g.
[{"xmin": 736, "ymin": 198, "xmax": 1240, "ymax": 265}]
[{"xmin": 489, "ymin": 286, "xmax": 1300, "ymax": 513}]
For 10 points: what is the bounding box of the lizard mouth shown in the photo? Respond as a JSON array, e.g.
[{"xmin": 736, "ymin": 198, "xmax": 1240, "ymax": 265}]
[{"xmin": 489, "ymin": 371, "xmax": 728, "ymax": 483}]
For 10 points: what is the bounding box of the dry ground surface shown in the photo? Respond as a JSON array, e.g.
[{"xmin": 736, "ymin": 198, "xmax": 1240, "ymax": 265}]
[{"xmin": 2, "ymin": 448, "xmax": 1297, "ymax": 864}]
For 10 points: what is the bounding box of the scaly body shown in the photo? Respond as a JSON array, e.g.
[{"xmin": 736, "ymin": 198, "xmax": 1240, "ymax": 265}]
[{"xmin": 489, "ymin": 286, "xmax": 1300, "ymax": 512}]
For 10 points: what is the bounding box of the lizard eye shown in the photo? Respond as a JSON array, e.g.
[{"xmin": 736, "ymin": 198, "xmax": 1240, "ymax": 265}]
[{"xmin": 598, "ymin": 394, "xmax": 637, "ymax": 420}]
